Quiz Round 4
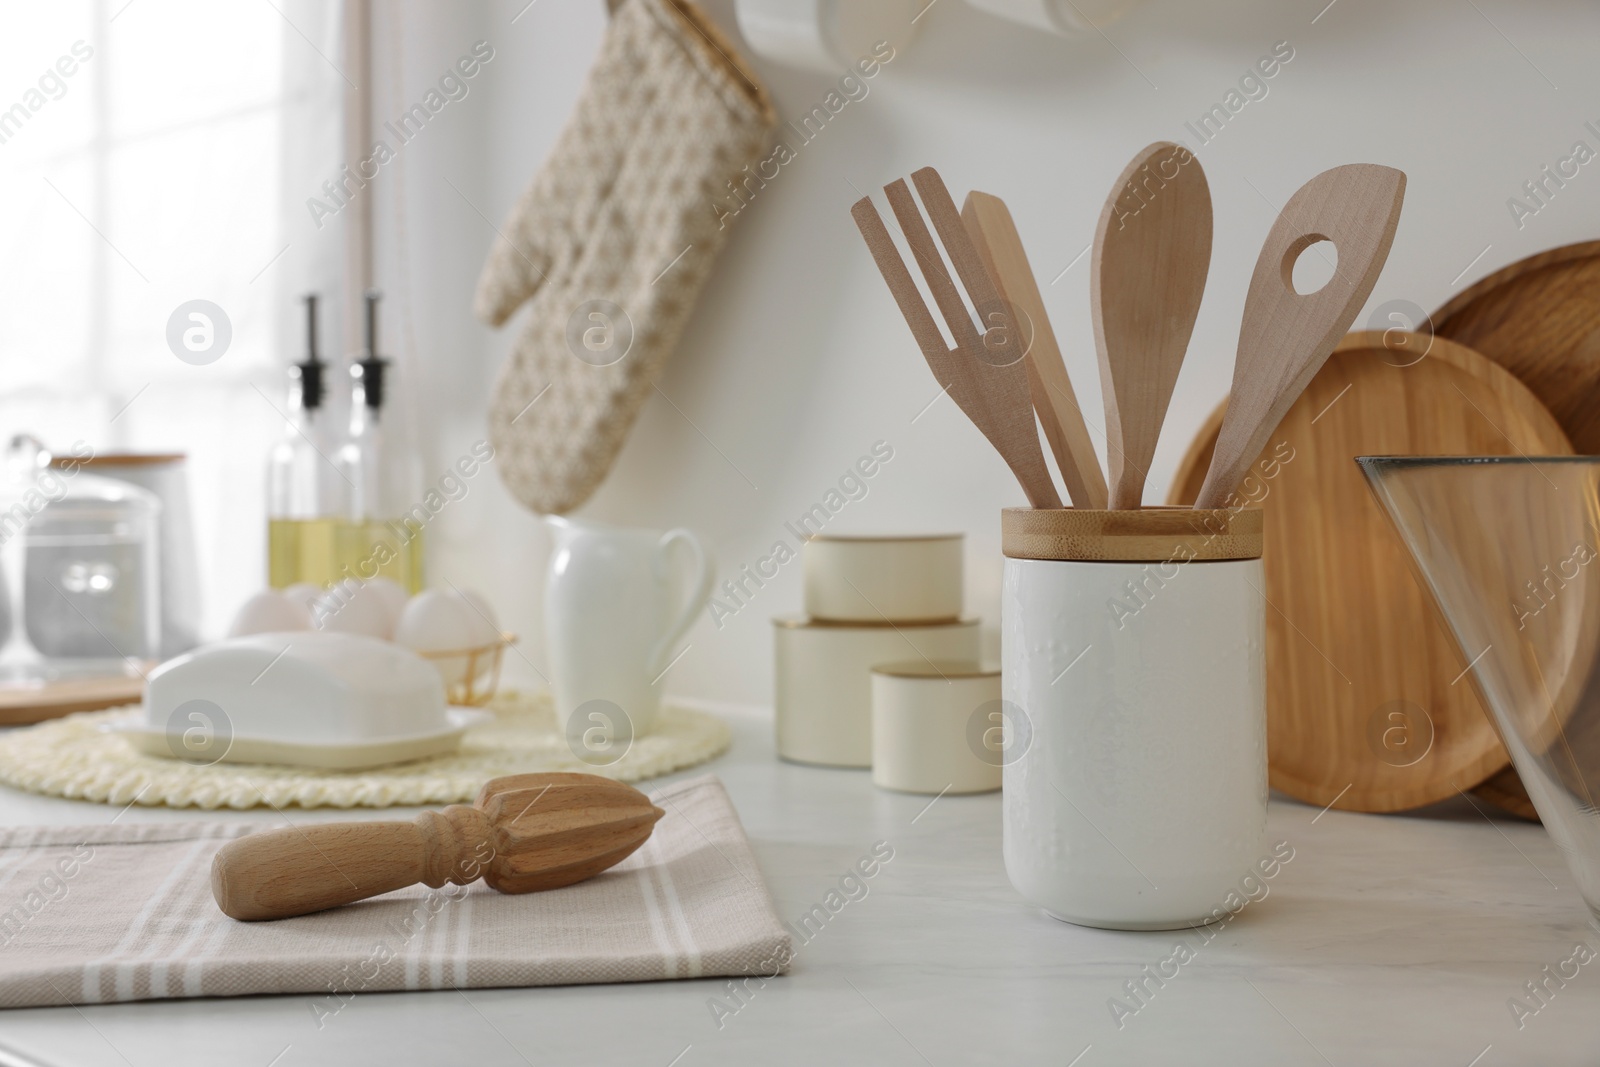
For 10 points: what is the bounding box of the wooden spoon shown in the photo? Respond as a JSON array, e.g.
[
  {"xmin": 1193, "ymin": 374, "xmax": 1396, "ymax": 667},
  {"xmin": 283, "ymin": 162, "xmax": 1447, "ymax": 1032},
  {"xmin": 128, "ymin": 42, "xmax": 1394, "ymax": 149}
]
[
  {"xmin": 963, "ymin": 191, "xmax": 1109, "ymax": 509},
  {"xmin": 1093, "ymin": 142, "xmax": 1213, "ymax": 510},
  {"xmin": 211, "ymin": 773, "xmax": 663, "ymax": 921},
  {"xmin": 852, "ymin": 168, "xmax": 1061, "ymax": 508},
  {"xmin": 1193, "ymin": 163, "xmax": 1406, "ymax": 509}
]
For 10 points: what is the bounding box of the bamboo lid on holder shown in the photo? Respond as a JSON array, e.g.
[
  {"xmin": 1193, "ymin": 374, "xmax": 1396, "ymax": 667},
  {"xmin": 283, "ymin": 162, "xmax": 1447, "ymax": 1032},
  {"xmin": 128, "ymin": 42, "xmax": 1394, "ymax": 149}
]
[{"xmin": 1001, "ymin": 506, "xmax": 1263, "ymax": 563}]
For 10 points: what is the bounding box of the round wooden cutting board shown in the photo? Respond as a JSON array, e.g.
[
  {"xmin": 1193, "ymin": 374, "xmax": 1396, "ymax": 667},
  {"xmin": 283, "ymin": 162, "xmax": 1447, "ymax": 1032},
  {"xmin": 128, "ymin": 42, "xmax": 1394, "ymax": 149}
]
[
  {"xmin": 1168, "ymin": 331, "xmax": 1573, "ymax": 813},
  {"xmin": 1428, "ymin": 241, "xmax": 1600, "ymax": 821},
  {"xmin": 1432, "ymin": 239, "xmax": 1600, "ymax": 452},
  {"xmin": 1470, "ymin": 765, "xmax": 1540, "ymax": 821},
  {"xmin": 0, "ymin": 673, "xmax": 146, "ymax": 725}
]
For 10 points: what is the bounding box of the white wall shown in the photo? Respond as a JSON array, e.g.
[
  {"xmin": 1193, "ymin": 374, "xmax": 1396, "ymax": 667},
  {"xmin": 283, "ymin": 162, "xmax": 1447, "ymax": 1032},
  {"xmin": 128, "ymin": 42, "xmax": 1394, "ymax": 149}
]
[{"xmin": 375, "ymin": 0, "xmax": 1600, "ymax": 710}]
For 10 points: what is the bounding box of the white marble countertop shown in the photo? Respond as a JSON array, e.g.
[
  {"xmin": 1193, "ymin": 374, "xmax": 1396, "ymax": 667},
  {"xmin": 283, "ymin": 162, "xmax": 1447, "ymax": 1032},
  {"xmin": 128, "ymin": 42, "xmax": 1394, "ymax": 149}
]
[{"xmin": 0, "ymin": 703, "xmax": 1595, "ymax": 1066}]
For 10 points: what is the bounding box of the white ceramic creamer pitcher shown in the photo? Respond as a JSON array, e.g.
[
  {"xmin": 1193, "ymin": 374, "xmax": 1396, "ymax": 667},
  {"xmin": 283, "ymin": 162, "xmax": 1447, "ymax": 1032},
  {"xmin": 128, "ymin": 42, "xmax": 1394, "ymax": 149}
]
[{"xmin": 544, "ymin": 517, "xmax": 712, "ymax": 750}]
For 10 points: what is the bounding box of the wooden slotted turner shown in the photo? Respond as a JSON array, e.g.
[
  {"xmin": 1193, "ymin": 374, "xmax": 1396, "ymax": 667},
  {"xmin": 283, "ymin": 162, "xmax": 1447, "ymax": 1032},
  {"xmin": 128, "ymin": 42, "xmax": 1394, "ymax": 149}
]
[
  {"xmin": 1194, "ymin": 163, "xmax": 1406, "ymax": 509},
  {"xmin": 852, "ymin": 168, "xmax": 1062, "ymax": 509},
  {"xmin": 962, "ymin": 191, "xmax": 1109, "ymax": 509}
]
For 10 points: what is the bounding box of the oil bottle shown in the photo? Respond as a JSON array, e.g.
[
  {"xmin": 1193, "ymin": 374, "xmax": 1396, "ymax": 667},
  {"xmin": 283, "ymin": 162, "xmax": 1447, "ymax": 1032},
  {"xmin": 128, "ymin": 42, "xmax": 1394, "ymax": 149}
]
[
  {"xmin": 334, "ymin": 290, "xmax": 423, "ymax": 592},
  {"xmin": 266, "ymin": 294, "xmax": 338, "ymax": 588}
]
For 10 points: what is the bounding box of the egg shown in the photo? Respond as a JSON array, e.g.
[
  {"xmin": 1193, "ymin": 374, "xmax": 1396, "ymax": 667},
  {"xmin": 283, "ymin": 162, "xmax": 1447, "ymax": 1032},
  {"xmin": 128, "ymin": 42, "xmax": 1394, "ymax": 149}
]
[
  {"xmin": 282, "ymin": 582, "xmax": 323, "ymax": 615},
  {"xmin": 453, "ymin": 588, "xmax": 503, "ymax": 687},
  {"xmin": 454, "ymin": 588, "xmax": 501, "ymax": 647},
  {"xmin": 228, "ymin": 590, "xmax": 312, "ymax": 637},
  {"xmin": 394, "ymin": 589, "xmax": 478, "ymax": 687},
  {"xmin": 312, "ymin": 582, "xmax": 396, "ymax": 639},
  {"xmin": 362, "ymin": 578, "xmax": 410, "ymax": 632}
]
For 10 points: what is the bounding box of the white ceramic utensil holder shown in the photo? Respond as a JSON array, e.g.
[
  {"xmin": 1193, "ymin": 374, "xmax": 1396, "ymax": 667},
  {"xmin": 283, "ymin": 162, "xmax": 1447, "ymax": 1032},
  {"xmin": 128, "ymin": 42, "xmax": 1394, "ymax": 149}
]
[
  {"xmin": 803, "ymin": 533, "xmax": 963, "ymax": 623},
  {"xmin": 1000, "ymin": 507, "xmax": 1266, "ymax": 930},
  {"xmin": 871, "ymin": 661, "xmax": 1001, "ymax": 794},
  {"xmin": 773, "ymin": 615, "xmax": 979, "ymax": 767}
]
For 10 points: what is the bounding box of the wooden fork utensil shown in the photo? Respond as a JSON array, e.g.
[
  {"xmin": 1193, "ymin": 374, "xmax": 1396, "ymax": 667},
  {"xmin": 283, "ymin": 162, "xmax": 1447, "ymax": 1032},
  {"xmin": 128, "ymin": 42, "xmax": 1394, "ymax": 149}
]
[{"xmin": 852, "ymin": 167, "xmax": 1062, "ymax": 509}]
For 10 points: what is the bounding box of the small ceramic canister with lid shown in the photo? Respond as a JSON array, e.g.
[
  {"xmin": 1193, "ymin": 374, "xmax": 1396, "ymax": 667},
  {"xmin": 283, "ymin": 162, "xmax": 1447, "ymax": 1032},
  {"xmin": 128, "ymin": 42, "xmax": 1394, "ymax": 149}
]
[
  {"xmin": 773, "ymin": 615, "xmax": 979, "ymax": 767},
  {"xmin": 1000, "ymin": 506, "xmax": 1266, "ymax": 930},
  {"xmin": 803, "ymin": 534, "xmax": 963, "ymax": 623},
  {"xmin": 871, "ymin": 660, "xmax": 1001, "ymax": 795}
]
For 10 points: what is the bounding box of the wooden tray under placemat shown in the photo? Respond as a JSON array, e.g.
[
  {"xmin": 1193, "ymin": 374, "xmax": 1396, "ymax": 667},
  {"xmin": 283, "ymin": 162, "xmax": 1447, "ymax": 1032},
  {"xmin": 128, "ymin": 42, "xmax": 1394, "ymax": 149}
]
[
  {"xmin": 1168, "ymin": 331, "xmax": 1573, "ymax": 814},
  {"xmin": 0, "ymin": 673, "xmax": 147, "ymax": 726}
]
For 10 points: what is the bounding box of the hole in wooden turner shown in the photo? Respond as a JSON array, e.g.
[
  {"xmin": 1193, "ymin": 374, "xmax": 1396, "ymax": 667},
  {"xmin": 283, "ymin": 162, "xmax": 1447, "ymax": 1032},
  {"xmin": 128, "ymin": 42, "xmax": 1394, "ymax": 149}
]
[{"xmin": 1282, "ymin": 234, "xmax": 1338, "ymax": 296}]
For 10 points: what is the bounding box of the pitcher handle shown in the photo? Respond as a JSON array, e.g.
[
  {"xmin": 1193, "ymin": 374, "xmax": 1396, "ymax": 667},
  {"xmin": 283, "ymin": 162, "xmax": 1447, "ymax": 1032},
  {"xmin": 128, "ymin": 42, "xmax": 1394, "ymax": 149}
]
[{"xmin": 648, "ymin": 528, "xmax": 713, "ymax": 678}]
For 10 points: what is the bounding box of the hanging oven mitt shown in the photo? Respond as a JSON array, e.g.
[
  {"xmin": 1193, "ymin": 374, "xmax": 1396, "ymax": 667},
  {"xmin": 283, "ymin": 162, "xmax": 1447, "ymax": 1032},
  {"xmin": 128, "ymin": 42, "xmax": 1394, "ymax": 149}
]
[{"xmin": 475, "ymin": 0, "xmax": 775, "ymax": 515}]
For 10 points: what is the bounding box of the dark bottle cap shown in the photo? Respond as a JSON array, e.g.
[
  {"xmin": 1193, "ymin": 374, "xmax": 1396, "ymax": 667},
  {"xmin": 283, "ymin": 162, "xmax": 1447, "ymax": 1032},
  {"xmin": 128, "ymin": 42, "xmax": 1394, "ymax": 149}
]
[
  {"xmin": 294, "ymin": 293, "xmax": 325, "ymax": 411},
  {"xmin": 356, "ymin": 288, "xmax": 388, "ymax": 411}
]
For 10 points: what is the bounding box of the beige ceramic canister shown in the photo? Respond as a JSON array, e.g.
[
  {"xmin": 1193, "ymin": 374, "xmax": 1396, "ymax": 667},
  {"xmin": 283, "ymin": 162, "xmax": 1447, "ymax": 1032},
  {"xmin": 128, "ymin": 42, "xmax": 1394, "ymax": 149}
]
[
  {"xmin": 773, "ymin": 615, "xmax": 979, "ymax": 767},
  {"xmin": 802, "ymin": 534, "xmax": 963, "ymax": 623},
  {"xmin": 870, "ymin": 660, "xmax": 1001, "ymax": 794}
]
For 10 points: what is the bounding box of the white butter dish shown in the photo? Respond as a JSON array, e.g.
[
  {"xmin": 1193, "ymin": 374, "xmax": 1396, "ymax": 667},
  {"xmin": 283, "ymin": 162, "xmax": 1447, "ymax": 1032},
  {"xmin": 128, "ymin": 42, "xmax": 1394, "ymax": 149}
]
[
  {"xmin": 106, "ymin": 713, "xmax": 486, "ymax": 771},
  {"xmin": 111, "ymin": 631, "xmax": 485, "ymax": 770}
]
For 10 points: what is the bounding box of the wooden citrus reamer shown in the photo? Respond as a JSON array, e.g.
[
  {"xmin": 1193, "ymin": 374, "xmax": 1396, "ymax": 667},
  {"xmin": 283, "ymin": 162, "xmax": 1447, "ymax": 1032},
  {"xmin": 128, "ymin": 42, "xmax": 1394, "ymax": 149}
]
[{"xmin": 211, "ymin": 773, "xmax": 664, "ymax": 921}]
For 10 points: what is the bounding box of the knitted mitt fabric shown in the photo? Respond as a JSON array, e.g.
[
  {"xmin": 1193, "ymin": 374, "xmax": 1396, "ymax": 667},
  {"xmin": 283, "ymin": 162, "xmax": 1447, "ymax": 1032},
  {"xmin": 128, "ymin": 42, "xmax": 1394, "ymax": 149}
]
[{"xmin": 475, "ymin": 0, "xmax": 775, "ymax": 515}]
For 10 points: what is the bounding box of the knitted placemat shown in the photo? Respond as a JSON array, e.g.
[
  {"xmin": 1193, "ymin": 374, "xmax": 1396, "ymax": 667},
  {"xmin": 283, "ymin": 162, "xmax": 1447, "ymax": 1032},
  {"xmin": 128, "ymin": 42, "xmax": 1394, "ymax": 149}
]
[{"xmin": 0, "ymin": 690, "xmax": 730, "ymax": 810}]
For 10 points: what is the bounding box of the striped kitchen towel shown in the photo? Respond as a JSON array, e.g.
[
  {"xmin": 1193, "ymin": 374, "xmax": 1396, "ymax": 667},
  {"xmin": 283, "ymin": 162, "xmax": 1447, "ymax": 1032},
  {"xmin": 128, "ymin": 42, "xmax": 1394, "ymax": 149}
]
[{"xmin": 0, "ymin": 774, "xmax": 790, "ymax": 1009}]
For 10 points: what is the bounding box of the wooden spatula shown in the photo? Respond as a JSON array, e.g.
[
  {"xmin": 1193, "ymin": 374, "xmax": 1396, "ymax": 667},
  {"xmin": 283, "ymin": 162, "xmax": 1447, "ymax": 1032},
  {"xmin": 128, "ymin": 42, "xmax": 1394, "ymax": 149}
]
[
  {"xmin": 962, "ymin": 191, "xmax": 1109, "ymax": 509},
  {"xmin": 211, "ymin": 773, "xmax": 663, "ymax": 921},
  {"xmin": 1194, "ymin": 163, "xmax": 1406, "ymax": 509},
  {"xmin": 852, "ymin": 168, "xmax": 1062, "ymax": 509},
  {"xmin": 1093, "ymin": 142, "xmax": 1213, "ymax": 510}
]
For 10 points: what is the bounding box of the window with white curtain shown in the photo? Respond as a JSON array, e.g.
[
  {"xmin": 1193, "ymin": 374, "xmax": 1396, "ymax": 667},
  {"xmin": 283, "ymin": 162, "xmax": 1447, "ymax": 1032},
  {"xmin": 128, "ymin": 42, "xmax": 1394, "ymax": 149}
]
[{"xmin": 0, "ymin": 0, "xmax": 349, "ymax": 639}]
